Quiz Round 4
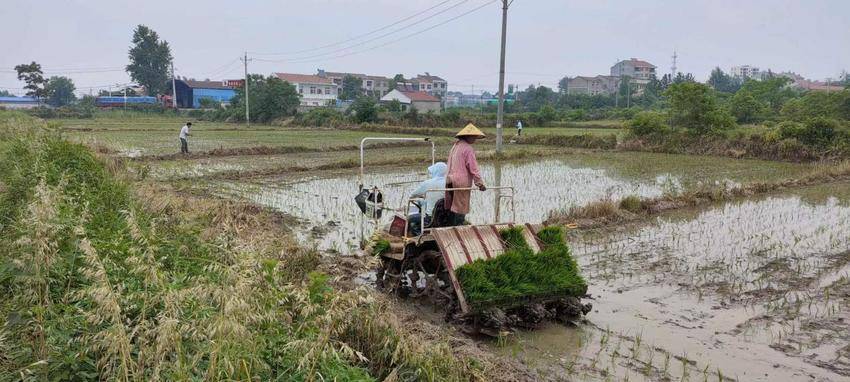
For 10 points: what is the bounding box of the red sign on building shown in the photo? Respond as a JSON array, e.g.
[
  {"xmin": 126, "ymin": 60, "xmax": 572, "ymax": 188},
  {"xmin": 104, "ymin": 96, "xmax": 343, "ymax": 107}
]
[{"xmin": 224, "ymin": 79, "xmax": 244, "ymax": 88}]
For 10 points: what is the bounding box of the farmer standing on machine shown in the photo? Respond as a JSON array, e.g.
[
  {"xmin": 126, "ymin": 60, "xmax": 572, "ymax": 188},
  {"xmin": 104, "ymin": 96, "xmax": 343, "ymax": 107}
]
[
  {"xmin": 179, "ymin": 122, "xmax": 192, "ymax": 154},
  {"xmin": 445, "ymin": 124, "xmax": 487, "ymax": 226}
]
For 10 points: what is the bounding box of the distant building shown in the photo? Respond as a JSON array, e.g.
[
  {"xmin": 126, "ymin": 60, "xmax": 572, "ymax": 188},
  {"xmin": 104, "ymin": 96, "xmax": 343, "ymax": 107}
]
[
  {"xmin": 611, "ymin": 58, "xmax": 657, "ymax": 82},
  {"xmin": 444, "ymin": 92, "xmax": 490, "ymax": 108},
  {"xmin": 275, "ymin": 73, "xmax": 338, "ymax": 107},
  {"xmin": 410, "ymin": 73, "xmax": 448, "ymax": 98},
  {"xmin": 565, "ymin": 75, "xmax": 620, "ymax": 96},
  {"xmin": 0, "ymin": 96, "xmax": 39, "ymax": 109},
  {"xmin": 731, "ymin": 65, "xmax": 762, "ymax": 79},
  {"xmin": 380, "ymin": 89, "xmax": 442, "ymax": 113},
  {"xmin": 317, "ymin": 70, "xmax": 391, "ymax": 98},
  {"xmin": 174, "ymin": 80, "xmax": 237, "ymax": 109}
]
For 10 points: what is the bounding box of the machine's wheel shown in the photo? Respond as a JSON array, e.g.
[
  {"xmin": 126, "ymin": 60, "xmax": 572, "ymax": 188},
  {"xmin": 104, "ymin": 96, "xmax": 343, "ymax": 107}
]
[
  {"xmin": 412, "ymin": 250, "xmax": 457, "ymax": 310},
  {"xmin": 376, "ymin": 257, "xmax": 403, "ymax": 294}
]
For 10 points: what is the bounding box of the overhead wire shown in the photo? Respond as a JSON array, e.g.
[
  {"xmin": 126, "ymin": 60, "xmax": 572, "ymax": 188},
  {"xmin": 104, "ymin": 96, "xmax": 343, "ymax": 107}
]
[
  {"xmin": 253, "ymin": 0, "xmax": 477, "ymax": 63},
  {"xmin": 255, "ymin": 0, "xmax": 497, "ymax": 65},
  {"xmin": 249, "ymin": 0, "xmax": 456, "ymax": 56}
]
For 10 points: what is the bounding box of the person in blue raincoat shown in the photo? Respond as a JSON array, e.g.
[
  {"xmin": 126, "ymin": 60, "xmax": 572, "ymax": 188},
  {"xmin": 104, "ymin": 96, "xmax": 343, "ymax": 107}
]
[{"xmin": 407, "ymin": 162, "xmax": 447, "ymax": 235}]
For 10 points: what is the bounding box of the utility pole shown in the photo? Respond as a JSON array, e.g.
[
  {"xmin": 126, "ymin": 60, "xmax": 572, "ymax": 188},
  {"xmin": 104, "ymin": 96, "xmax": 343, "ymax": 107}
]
[
  {"xmin": 123, "ymin": 85, "xmax": 127, "ymax": 109},
  {"xmin": 671, "ymin": 49, "xmax": 678, "ymax": 78},
  {"xmin": 495, "ymin": 0, "xmax": 511, "ymax": 153},
  {"xmin": 615, "ymin": 59, "xmax": 620, "ymax": 108},
  {"xmin": 171, "ymin": 62, "xmax": 177, "ymax": 109},
  {"xmin": 242, "ymin": 52, "xmax": 251, "ymax": 127}
]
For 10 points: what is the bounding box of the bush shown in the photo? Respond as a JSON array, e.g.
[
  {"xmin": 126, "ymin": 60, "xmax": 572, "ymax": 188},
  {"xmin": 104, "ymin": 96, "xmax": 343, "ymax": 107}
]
[
  {"xmin": 626, "ymin": 111, "xmax": 669, "ymax": 136},
  {"xmin": 665, "ymin": 82, "xmax": 736, "ymax": 134},
  {"xmin": 351, "ymin": 96, "xmax": 379, "ymax": 123},
  {"xmin": 294, "ymin": 107, "xmax": 345, "ymax": 127},
  {"xmin": 618, "ymin": 195, "xmax": 643, "ymax": 213},
  {"xmin": 779, "ymin": 118, "xmax": 840, "ymax": 148}
]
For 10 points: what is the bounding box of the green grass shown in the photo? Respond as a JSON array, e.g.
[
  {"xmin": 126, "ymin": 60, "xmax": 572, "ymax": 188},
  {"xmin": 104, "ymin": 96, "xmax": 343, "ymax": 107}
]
[{"xmin": 454, "ymin": 226, "xmax": 587, "ymax": 311}]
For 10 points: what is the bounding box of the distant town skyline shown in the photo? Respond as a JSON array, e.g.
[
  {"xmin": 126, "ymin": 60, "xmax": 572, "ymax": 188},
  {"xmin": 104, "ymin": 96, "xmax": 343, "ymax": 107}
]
[{"xmin": 3, "ymin": 0, "xmax": 849, "ymax": 96}]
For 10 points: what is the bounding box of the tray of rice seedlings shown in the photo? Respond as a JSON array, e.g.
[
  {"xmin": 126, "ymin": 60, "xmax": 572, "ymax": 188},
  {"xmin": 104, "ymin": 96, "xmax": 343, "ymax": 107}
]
[
  {"xmin": 456, "ymin": 226, "xmax": 588, "ymax": 310},
  {"xmin": 451, "ymin": 226, "xmax": 591, "ymax": 333}
]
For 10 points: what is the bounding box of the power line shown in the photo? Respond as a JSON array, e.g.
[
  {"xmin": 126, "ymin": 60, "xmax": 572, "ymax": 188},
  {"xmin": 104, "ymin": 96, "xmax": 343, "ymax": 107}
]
[
  {"xmin": 201, "ymin": 58, "xmax": 242, "ymax": 79},
  {"xmin": 250, "ymin": 0, "xmax": 456, "ymax": 56},
  {"xmin": 0, "ymin": 67, "xmax": 125, "ymax": 75},
  {"xmin": 254, "ymin": 0, "xmax": 476, "ymax": 64},
  {"xmin": 257, "ymin": 0, "xmax": 496, "ymax": 66}
]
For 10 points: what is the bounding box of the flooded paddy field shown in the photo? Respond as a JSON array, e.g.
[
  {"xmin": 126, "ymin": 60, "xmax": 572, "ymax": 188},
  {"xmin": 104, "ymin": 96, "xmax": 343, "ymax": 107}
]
[
  {"xmin": 143, "ymin": 144, "xmax": 564, "ymax": 180},
  {"xmin": 214, "ymin": 152, "xmax": 814, "ymax": 254},
  {"xmin": 66, "ymin": 128, "xmax": 452, "ymax": 156},
  {"xmin": 498, "ymin": 182, "xmax": 850, "ymax": 381}
]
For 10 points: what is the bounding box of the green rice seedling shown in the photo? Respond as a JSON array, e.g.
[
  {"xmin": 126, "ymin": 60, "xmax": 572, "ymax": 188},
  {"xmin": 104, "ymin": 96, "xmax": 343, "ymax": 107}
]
[{"xmin": 454, "ymin": 226, "xmax": 587, "ymax": 311}]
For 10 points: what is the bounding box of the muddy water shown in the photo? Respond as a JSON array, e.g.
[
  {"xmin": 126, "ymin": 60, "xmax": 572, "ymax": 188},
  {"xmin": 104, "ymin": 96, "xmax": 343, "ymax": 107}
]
[
  {"xmin": 502, "ymin": 182, "xmax": 850, "ymax": 381},
  {"xmin": 217, "ymin": 153, "xmax": 812, "ymax": 254}
]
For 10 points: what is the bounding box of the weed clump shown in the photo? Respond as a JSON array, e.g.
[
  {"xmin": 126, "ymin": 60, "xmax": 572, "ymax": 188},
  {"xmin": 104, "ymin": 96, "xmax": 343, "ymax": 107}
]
[
  {"xmin": 455, "ymin": 226, "xmax": 587, "ymax": 311},
  {"xmin": 619, "ymin": 195, "xmax": 643, "ymax": 213}
]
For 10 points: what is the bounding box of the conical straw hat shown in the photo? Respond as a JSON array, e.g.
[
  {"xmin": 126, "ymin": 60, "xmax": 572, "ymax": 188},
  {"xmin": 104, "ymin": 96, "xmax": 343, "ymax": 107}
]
[{"xmin": 456, "ymin": 123, "xmax": 486, "ymax": 138}]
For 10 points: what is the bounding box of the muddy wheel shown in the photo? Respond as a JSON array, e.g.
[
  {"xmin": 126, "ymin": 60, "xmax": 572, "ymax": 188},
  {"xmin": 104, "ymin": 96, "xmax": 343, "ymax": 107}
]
[{"xmin": 377, "ymin": 258, "xmax": 403, "ymax": 294}]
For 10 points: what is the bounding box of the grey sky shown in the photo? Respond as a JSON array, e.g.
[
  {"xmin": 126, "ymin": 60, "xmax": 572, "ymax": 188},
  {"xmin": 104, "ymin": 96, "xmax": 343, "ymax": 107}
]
[{"xmin": 2, "ymin": 0, "xmax": 848, "ymax": 96}]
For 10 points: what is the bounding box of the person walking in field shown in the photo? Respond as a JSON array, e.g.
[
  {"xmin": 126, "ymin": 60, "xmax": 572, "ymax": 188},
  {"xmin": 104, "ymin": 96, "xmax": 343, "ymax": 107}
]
[
  {"xmin": 179, "ymin": 122, "xmax": 192, "ymax": 154},
  {"xmin": 516, "ymin": 119, "xmax": 523, "ymax": 136},
  {"xmin": 445, "ymin": 123, "xmax": 487, "ymax": 226}
]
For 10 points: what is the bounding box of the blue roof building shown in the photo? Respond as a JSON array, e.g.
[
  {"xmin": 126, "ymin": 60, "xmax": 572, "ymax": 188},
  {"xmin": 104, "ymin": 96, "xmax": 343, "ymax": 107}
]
[
  {"xmin": 174, "ymin": 80, "xmax": 237, "ymax": 109},
  {"xmin": 0, "ymin": 96, "xmax": 39, "ymax": 109}
]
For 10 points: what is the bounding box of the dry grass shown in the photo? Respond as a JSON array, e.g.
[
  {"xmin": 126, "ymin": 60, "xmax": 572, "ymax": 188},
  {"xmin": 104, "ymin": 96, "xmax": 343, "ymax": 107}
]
[{"xmin": 0, "ymin": 111, "xmax": 527, "ymax": 381}]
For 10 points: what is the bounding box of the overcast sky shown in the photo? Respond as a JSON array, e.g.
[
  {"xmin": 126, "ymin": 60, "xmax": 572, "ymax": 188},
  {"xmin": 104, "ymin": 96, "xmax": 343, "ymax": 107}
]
[{"xmin": 2, "ymin": 0, "xmax": 849, "ymax": 96}]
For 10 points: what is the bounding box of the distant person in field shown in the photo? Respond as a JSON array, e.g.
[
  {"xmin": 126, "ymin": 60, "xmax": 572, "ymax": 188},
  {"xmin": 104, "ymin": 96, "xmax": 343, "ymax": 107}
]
[
  {"xmin": 516, "ymin": 119, "xmax": 523, "ymax": 136},
  {"xmin": 179, "ymin": 122, "xmax": 192, "ymax": 154},
  {"xmin": 445, "ymin": 124, "xmax": 487, "ymax": 226},
  {"xmin": 408, "ymin": 162, "xmax": 447, "ymax": 235}
]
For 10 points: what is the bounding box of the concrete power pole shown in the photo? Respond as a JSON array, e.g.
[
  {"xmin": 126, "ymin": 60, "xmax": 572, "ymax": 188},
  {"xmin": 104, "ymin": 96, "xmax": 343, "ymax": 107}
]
[
  {"xmin": 242, "ymin": 52, "xmax": 251, "ymax": 127},
  {"xmin": 615, "ymin": 59, "xmax": 620, "ymax": 108},
  {"xmin": 171, "ymin": 62, "xmax": 177, "ymax": 109},
  {"xmin": 671, "ymin": 50, "xmax": 678, "ymax": 78},
  {"xmin": 495, "ymin": 0, "xmax": 510, "ymax": 153}
]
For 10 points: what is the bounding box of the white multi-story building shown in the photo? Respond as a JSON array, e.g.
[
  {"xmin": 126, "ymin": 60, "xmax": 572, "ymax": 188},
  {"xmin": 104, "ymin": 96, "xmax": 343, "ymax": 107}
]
[
  {"xmin": 731, "ymin": 65, "xmax": 761, "ymax": 79},
  {"xmin": 274, "ymin": 73, "xmax": 338, "ymax": 107},
  {"xmin": 411, "ymin": 73, "xmax": 448, "ymax": 98},
  {"xmin": 611, "ymin": 58, "xmax": 657, "ymax": 82}
]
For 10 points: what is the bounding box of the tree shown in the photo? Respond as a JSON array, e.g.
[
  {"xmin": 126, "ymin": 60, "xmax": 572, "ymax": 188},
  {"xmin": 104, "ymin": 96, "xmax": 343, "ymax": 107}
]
[
  {"xmin": 707, "ymin": 67, "xmax": 742, "ymax": 93},
  {"xmin": 558, "ymin": 76, "xmax": 571, "ymax": 94},
  {"xmin": 659, "ymin": 74, "xmax": 673, "ymax": 90},
  {"xmin": 385, "ymin": 99, "xmax": 402, "ymax": 113},
  {"xmin": 388, "ymin": 74, "xmax": 406, "ymax": 91},
  {"xmin": 126, "ymin": 25, "xmax": 173, "ymax": 96},
  {"xmin": 351, "ymin": 96, "xmax": 379, "ymax": 123},
  {"xmin": 0, "ymin": 90, "xmax": 13, "ymax": 97},
  {"xmin": 728, "ymin": 90, "xmax": 766, "ymax": 123},
  {"xmin": 665, "ymin": 82, "xmax": 735, "ymax": 134},
  {"xmin": 44, "ymin": 76, "xmax": 76, "ymax": 107},
  {"xmin": 739, "ymin": 77, "xmax": 795, "ymax": 113},
  {"xmin": 14, "ymin": 61, "xmax": 48, "ymax": 101},
  {"xmin": 673, "ymin": 72, "xmax": 696, "ymax": 84},
  {"xmin": 516, "ymin": 85, "xmax": 556, "ymax": 112},
  {"xmin": 339, "ymin": 75, "xmax": 363, "ymax": 100},
  {"xmin": 232, "ymin": 74, "xmax": 300, "ymax": 123}
]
